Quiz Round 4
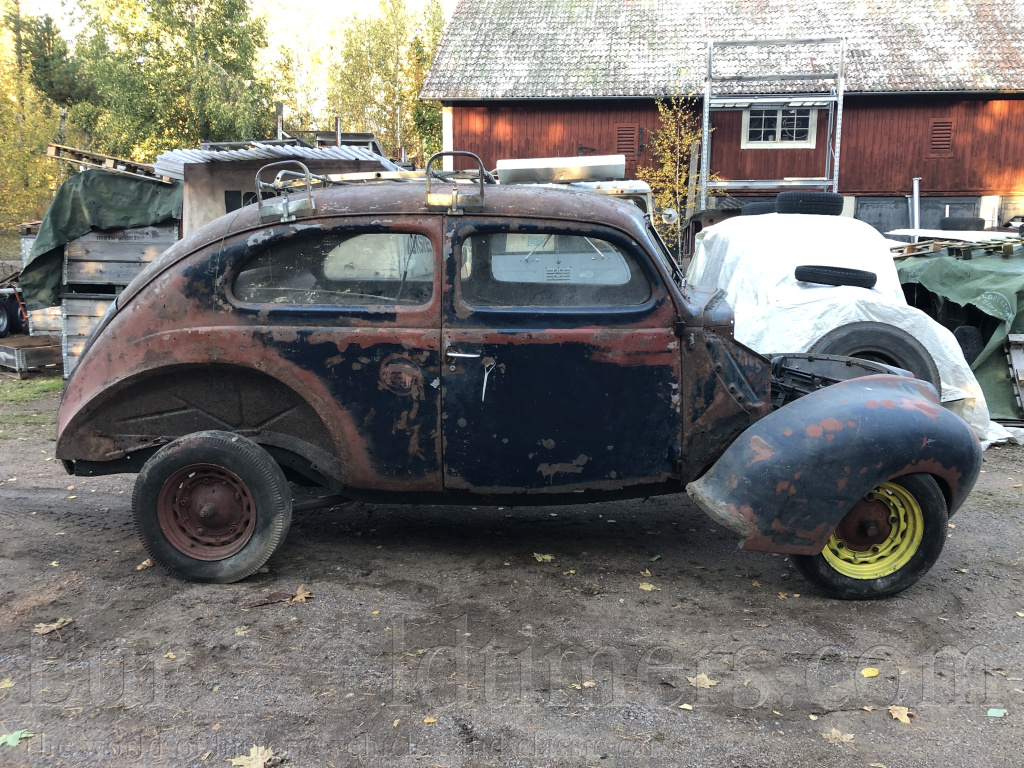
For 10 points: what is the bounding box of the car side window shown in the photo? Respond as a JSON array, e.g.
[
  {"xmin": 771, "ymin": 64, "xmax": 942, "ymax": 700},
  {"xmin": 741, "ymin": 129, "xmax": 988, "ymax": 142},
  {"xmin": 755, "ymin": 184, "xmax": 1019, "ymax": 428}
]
[
  {"xmin": 459, "ymin": 231, "xmax": 651, "ymax": 308},
  {"xmin": 234, "ymin": 232, "xmax": 434, "ymax": 306}
]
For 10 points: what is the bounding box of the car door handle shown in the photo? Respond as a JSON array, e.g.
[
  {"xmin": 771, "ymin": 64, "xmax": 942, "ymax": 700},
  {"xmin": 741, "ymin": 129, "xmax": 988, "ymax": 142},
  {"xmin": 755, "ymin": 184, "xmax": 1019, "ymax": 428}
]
[{"xmin": 445, "ymin": 351, "xmax": 481, "ymax": 359}]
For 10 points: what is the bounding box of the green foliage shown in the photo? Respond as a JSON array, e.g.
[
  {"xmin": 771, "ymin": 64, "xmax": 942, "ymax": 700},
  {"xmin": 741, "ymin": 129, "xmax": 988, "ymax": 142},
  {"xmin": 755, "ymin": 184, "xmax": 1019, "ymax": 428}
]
[
  {"xmin": 0, "ymin": 2, "xmax": 64, "ymax": 232},
  {"xmin": 0, "ymin": 374, "xmax": 62, "ymax": 405},
  {"xmin": 636, "ymin": 97, "xmax": 706, "ymax": 251},
  {"xmin": 327, "ymin": 0, "xmax": 446, "ymax": 165},
  {"xmin": 73, "ymin": 0, "xmax": 275, "ymax": 161},
  {"xmin": 22, "ymin": 15, "xmax": 93, "ymax": 106}
]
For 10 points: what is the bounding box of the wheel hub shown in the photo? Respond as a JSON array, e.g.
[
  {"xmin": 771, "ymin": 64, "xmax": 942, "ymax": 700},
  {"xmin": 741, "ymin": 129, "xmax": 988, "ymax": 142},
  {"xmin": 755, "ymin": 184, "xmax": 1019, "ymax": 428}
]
[
  {"xmin": 822, "ymin": 481, "xmax": 925, "ymax": 580},
  {"xmin": 156, "ymin": 464, "xmax": 256, "ymax": 561}
]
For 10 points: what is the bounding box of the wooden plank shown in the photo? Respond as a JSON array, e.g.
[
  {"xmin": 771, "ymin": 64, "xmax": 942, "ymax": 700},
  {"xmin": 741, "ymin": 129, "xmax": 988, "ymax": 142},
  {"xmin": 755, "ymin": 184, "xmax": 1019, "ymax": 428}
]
[
  {"xmin": 64, "ymin": 297, "xmax": 115, "ymax": 317},
  {"xmin": 64, "ymin": 336, "xmax": 90, "ymax": 357},
  {"xmin": 65, "ymin": 261, "xmax": 146, "ymax": 285},
  {"xmin": 66, "ymin": 241, "xmax": 169, "ymax": 262},
  {"xmin": 28, "ymin": 307, "xmax": 62, "ymax": 334},
  {"xmin": 73, "ymin": 225, "xmax": 177, "ymax": 244},
  {"xmin": 62, "ymin": 315, "xmax": 104, "ymax": 337}
]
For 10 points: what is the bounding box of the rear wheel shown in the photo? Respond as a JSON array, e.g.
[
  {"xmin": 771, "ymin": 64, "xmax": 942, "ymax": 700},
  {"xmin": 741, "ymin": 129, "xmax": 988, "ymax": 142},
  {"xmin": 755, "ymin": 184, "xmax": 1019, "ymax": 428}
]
[
  {"xmin": 792, "ymin": 474, "xmax": 947, "ymax": 598},
  {"xmin": 133, "ymin": 431, "xmax": 292, "ymax": 583}
]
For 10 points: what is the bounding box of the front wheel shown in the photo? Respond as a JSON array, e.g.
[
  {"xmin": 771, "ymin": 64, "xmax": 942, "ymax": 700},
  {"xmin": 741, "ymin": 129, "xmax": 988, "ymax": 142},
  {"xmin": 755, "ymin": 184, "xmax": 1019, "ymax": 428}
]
[
  {"xmin": 792, "ymin": 474, "xmax": 947, "ymax": 599},
  {"xmin": 133, "ymin": 431, "xmax": 292, "ymax": 583}
]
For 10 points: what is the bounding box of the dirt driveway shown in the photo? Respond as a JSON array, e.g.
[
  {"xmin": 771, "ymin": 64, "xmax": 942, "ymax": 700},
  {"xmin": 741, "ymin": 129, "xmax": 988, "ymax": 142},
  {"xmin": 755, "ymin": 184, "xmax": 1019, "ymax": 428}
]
[{"xmin": 1, "ymin": 373, "xmax": 1022, "ymax": 767}]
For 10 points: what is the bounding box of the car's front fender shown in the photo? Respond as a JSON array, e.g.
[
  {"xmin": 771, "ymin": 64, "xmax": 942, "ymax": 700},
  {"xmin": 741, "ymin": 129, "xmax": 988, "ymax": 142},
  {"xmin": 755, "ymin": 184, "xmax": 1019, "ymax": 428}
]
[{"xmin": 686, "ymin": 375, "xmax": 981, "ymax": 554}]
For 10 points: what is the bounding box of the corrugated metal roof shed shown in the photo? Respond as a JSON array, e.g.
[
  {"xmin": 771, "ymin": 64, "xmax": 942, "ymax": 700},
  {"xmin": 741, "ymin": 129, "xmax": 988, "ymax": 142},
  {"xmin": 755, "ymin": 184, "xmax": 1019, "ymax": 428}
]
[
  {"xmin": 421, "ymin": 0, "xmax": 1024, "ymax": 100},
  {"xmin": 154, "ymin": 144, "xmax": 399, "ymax": 180}
]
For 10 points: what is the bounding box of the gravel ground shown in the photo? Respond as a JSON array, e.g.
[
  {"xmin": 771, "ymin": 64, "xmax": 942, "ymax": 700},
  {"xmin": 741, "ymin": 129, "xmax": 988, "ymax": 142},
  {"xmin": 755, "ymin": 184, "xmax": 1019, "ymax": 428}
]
[{"xmin": 1, "ymin": 372, "xmax": 1022, "ymax": 767}]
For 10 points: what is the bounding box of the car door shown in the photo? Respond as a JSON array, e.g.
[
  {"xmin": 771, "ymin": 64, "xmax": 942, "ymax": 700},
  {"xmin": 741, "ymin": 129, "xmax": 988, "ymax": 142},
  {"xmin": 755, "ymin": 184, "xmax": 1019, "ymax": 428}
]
[
  {"xmin": 230, "ymin": 216, "xmax": 444, "ymax": 492},
  {"xmin": 440, "ymin": 217, "xmax": 683, "ymax": 494}
]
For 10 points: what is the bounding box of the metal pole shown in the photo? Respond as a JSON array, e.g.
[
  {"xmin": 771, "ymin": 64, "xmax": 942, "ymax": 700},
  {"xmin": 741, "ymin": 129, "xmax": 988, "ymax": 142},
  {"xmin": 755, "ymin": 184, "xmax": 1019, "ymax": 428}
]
[
  {"xmin": 912, "ymin": 176, "xmax": 922, "ymax": 243},
  {"xmin": 335, "ymin": 117, "xmax": 342, "ymax": 147},
  {"xmin": 832, "ymin": 37, "xmax": 845, "ymax": 193},
  {"xmin": 700, "ymin": 41, "xmax": 713, "ymax": 211}
]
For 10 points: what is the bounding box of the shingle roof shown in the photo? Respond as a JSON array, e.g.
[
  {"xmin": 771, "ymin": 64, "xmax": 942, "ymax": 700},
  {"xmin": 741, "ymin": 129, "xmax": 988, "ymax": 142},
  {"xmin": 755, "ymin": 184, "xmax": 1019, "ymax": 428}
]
[{"xmin": 421, "ymin": 0, "xmax": 1024, "ymax": 100}]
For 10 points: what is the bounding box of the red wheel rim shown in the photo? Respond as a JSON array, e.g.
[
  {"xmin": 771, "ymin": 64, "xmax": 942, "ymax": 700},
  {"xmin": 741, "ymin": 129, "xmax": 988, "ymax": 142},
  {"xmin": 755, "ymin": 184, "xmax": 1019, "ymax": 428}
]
[{"xmin": 156, "ymin": 464, "xmax": 256, "ymax": 561}]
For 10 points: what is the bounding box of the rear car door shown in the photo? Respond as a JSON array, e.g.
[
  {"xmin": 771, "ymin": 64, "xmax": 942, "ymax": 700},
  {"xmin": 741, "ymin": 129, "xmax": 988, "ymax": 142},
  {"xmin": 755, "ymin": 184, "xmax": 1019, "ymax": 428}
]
[{"xmin": 440, "ymin": 217, "xmax": 683, "ymax": 494}]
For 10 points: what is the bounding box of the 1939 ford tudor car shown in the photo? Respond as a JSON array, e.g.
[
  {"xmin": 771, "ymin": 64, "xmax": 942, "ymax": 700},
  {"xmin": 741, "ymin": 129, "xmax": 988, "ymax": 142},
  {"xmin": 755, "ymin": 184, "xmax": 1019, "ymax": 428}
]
[{"xmin": 55, "ymin": 153, "xmax": 982, "ymax": 598}]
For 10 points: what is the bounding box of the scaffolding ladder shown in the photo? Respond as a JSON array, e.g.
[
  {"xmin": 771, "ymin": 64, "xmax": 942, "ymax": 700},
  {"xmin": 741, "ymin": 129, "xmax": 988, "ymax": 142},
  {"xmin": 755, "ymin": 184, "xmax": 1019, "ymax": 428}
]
[{"xmin": 699, "ymin": 37, "xmax": 846, "ymax": 210}]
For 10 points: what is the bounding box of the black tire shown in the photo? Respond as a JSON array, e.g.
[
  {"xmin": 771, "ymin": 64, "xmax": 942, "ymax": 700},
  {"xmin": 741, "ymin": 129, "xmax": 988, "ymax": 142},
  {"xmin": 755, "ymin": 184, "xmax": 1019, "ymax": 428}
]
[
  {"xmin": 741, "ymin": 201, "xmax": 775, "ymax": 215},
  {"xmin": 792, "ymin": 474, "xmax": 948, "ymax": 599},
  {"xmin": 953, "ymin": 325, "xmax": 984, "ymax": 365},
  {"xmin": 0, "ymin": 297, "xmax": 8, "ymax": 338},
  {"xmin": 809, "ymin": 321, "xmax": 941, "ymax": 392},
  {"xmin": 795, "ymin": 265, "xmax": 877, "ymax": 289},
  {"xmin": 938, "ymin": 216, "xmax": 985, "ymax": 231},
  {"xmin": 775, "ymin": 191, "xmax": 845, "ymax": 216},
  {"xmin": 133, "ymin": 431, "xmax": 292, "ymax": 583}
]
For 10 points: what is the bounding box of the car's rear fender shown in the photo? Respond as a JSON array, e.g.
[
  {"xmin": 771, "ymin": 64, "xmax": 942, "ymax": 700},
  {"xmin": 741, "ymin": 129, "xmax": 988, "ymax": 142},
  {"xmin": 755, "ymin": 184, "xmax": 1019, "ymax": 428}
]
[{"xmin": 686, "ymin": 375, "xmax": 982, "ymax": 554}]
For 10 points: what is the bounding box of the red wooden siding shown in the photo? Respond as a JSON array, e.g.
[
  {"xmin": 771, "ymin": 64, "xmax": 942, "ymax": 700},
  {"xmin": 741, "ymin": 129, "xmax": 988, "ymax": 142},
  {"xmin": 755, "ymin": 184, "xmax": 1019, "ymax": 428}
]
[
  {"xmin": 450, "ymin": 95, "xmax": 1024, "ymax": 197},
  {"xmin": 451, "ymin": 101, "xmax": 659, "ymax": 177}
]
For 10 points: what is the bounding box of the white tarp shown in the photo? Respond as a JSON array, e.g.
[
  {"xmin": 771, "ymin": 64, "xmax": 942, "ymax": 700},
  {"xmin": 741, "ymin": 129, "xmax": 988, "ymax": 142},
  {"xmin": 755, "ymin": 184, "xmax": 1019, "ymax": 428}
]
[{"xmin": 687, "ymin": 212, "xmax": 1020, "ymax": 446}]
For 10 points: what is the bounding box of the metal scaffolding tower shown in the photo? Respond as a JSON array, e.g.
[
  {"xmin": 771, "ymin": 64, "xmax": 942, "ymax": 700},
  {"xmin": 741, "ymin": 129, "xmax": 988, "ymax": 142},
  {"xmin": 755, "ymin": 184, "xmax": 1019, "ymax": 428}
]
[{"xmin": 699, "ymin": 37, "xmax": 846, "ymax": 210}]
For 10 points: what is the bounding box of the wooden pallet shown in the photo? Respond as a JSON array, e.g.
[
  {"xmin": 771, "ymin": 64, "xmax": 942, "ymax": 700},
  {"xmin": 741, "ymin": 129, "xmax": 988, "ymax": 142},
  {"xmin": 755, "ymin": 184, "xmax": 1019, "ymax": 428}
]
[
  {"xmin": 47, "ymin": 144, "xmax": 175, "ymax": 185},
  {"xmin": 0, "ymin": 335, "xmax": 62, "ymax": 379},
  {"xmin": 891, "ymin": 236, "xmax": 1024, "ymax": 261}
]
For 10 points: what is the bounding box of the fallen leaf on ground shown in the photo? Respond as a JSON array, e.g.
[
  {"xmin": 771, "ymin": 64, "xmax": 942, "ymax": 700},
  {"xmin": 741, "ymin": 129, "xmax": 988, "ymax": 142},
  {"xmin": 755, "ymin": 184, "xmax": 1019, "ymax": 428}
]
[
  {"xmin": 0, "ymin": 730, "xmax": 34, "ymax": 747},
  {"xmin": 289, "ymin": 585, "xmax": 313, "ymax": 603},
  {"xmin": 639, "ymin": 582, "xmax": 661, "ymax": 591},
  {"xmin": 163, "ymin": 652, "xmax": 176, "ymax": 659},
  {"xmin": 49, "ymin": 561, "xmax": 59, "ymax": 567},
  {"xmin": 582, "ymin": 681, "xmax": 596, "ymax": 688},
  {"xmin": 1016, "ymin": 612, "xmax": 1024, "ymax": 618},
  {"xmin": 809, "ymin": 714, "xmax": 819, "ymax": 720},
  {"xmin": 649, "ymin": 555, "xmax": 662, "ymax": 562},
  {"xmin": 687, "ymin": 673, "xmax": 718, "ymax": 689},
  {"xmin": 868, "ymin": 763, "xmax": 887, "ymax": 768},
  {"xmin": 640, "ymin": 568, "xmax": 652, "ymax": 577},
  {"xmin": 392, "ymin": 719, "xmax": 399, "ymax": 728},
  {"xmin": 679, "ymin": 703, "xmax": 693, "ymax": 710},
  {"xmin": 862, "ymin": 705, "xmax": 875, "ymax": 712},
  {"xmin": 987, "ymin": 708, "xmax": 1007, "ymax": 717},
  {"xmin": 234, "ymin": 626, "xmax": 250, "ymax": 636},
  {"xmin": 752, "ymin": 580, "xmax": 761, "ymax": 587},
  {"xmin": 227, "ymin": 744, "xmax": 278, "ymax": 767},
  {"xmin": 0, "ymin": 678, "xmax": 14, "ymax": 690},
  {"xmin": 423, "ymin": 717, "xmax": 437, "ymax": 724},
  {"xmin": 136, "ymin": 558, "xmax": 154, "ymax": 571},
  {"xmin": 533, "ymin": 553, "xmax": 554, "ymax": 562},
  {"xmin": 778, "ymin": 592, "xmax": 787, "ymax": 599},
  {"xmin": 32, "ymin": 618, "xmax": 72, "ymax": 635},
  {"xmin": 821, "ymin": 727, "xmax": 854, "ymax": 744},
  {"xmin": 241, "ymin": 591, "xmax": 292, "ymax": 609},
  {"xmin": 860, "ymin": 667, "xmax": 880, "ymax": 678},
  {"xmin": 888, "ymin": 705, "xmax": 912, "ymax": 724},
  {"xmin": 571, "ymin": 683, "xmax": 582, "ymax": 690}
]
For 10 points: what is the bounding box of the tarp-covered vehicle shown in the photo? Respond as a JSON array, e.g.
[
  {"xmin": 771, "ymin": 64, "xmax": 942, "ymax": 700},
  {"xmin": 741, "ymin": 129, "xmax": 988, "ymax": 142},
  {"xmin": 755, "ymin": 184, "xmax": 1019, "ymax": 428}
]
[{"xmin": 55, "ymin": 154, "xmax": 982, "ymax": 598}]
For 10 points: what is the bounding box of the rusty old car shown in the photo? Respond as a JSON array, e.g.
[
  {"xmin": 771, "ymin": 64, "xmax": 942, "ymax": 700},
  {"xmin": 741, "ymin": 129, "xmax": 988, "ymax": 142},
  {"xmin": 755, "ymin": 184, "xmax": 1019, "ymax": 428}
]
[{"xmin": 55, "ymin": 153, "xmax": 982, "ymax": 598}]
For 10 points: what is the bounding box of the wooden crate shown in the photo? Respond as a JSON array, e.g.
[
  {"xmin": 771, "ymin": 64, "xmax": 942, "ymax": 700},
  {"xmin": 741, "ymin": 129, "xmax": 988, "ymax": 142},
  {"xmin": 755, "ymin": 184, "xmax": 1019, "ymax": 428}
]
[
  {"xmin": 63, "ymin": 224, "xmax": 178, "ymax": 287},
  {"xmin": 28, "ymin": 306, "xmax": 62, "ymax": 336},
  {"xmin": 0, "ymin": 335, "xmax": 62, "ymax": 378},
  {"xmin": 62, "ymin": 296, "xmax": 115, "ymax": 375}
]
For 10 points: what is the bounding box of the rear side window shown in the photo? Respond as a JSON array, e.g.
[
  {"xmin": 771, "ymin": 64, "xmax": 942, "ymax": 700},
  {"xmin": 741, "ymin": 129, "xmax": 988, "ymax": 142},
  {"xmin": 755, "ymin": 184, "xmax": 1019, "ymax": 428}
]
[
  {"xmin": 234, "ymin": 232, "xmax": 434, "ymax": 306},
  {"xmin": 460, "ymin": 232, "xmax": 651, "ymax": 308}
]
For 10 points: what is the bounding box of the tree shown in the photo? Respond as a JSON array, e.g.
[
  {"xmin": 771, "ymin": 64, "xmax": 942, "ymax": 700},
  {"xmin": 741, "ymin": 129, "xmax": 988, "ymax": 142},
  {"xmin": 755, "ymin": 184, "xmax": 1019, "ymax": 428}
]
[
  {"xmin": 0, "ymin": 1, "xmax": 64, "ymax": 233},
  {"xmin": 73, "ymin": 0, "xmax": 275, "ymax": 161},
  {"xmin": 326, "ymin": 0, "xmax": 446, "ymax": 165},
  {"xmin": 636, "ymin": 97, "xmax": 706, "ymax": 253}
]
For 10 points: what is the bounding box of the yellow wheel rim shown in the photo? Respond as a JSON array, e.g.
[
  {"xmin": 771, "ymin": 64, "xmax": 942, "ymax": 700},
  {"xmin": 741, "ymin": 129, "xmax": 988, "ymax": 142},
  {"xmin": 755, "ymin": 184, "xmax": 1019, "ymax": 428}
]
[{"xmin": 822, "ymin": 481, "xmax": 925, "ymax": 580}]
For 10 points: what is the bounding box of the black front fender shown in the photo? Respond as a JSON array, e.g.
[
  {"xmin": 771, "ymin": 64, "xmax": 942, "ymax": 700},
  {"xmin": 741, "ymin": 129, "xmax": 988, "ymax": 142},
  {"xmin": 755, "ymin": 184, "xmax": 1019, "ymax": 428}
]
[{"xmin": 686, "ymin": 375, "xmax": 981, "ymax": 554}]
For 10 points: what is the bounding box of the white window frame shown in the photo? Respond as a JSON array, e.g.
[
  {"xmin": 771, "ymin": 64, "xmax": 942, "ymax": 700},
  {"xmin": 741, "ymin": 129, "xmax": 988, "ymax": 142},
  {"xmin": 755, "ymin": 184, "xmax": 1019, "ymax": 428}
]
[{"xmin": 741, "ymin": 108, "xmax": 817, "ymax": 149}]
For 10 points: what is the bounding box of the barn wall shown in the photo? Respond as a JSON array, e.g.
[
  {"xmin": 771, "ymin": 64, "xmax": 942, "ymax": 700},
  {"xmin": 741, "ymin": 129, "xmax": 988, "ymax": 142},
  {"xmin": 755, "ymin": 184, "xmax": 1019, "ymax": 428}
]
[{"xmin": 448, "ymin": 95, "xmax": 1024, "ymax": 197}]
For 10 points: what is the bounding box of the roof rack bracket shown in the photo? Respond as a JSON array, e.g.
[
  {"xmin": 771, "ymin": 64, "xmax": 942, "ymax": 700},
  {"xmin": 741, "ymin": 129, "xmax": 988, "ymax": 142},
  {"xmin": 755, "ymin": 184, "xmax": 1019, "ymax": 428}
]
[
  {"xmin": 255, "ymin": 161, "xmax": 318, "ymax": 223},
  {"xmin": 425, "ymin": 151, "xmax": 488, "ymax": 213}
]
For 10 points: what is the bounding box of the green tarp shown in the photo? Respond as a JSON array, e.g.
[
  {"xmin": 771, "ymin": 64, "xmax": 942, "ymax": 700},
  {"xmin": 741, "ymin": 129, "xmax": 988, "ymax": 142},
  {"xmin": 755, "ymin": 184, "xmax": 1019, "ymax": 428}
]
[
  {"xmin": 897, "ymin": 248, "xmax": 1024, "ymax": 420},
  {"xmin": 20, "ymin": 170, "xmax": 183, "ymax": 310}
]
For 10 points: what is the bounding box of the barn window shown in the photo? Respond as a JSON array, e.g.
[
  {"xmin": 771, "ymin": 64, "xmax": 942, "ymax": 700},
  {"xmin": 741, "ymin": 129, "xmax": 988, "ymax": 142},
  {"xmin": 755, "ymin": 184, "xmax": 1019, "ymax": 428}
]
[
  {"xmin": 741, "ymin": 108, "xmax": 817, "ymax": 149},
  {"xmin": 928, "ymin": 119, "xmax": 955, "ymax": 157},
  {"xmin": 614, "ymin": 123, "xmax": 640, "ymax": 156}
]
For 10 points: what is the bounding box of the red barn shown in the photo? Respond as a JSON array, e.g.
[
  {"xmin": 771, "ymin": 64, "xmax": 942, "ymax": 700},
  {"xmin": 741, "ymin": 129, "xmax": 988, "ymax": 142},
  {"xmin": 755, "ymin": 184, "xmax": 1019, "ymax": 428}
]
[{"xmin": 421, "ymin": 0, "xmax": 1024, "ymax": 231}]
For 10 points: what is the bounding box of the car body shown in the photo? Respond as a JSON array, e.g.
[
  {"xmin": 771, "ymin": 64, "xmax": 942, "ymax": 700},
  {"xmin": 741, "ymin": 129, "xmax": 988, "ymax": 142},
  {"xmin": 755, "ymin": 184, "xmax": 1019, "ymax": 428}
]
[{"xmin": 54, "ymin": 156, "xmax": 982, "ymax": 596}]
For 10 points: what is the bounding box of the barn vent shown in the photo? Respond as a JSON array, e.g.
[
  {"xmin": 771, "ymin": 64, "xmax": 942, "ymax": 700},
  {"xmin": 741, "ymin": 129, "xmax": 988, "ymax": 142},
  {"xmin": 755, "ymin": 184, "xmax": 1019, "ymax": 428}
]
[
  {"xmin": 928, "ymin": 119, "xmax": 955, "ymax": 156},
  {"xmin": 614, "ymin": 123, "xmax": 640, "ymax": 156}
]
